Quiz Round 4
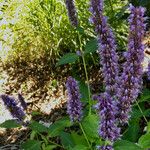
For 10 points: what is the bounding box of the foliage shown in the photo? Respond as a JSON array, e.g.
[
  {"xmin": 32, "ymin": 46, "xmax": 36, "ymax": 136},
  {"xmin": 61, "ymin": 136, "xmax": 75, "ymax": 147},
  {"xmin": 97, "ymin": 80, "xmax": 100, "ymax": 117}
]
[
  {"xmin": 0, "ymin": 0, "xmax": 150, "ymax": 150},
  {"xmin": 0, "ymin": 0, "xmax": 128, "ymax": 67}
]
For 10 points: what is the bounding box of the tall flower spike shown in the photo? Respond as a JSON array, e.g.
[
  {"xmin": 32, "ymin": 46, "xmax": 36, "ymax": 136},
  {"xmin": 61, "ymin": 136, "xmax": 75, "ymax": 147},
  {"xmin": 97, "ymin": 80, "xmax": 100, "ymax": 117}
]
[
  {"xmin": 94, "ymin": 93, "xmax": 120, "ymax": 143},
  {"xmin": 1, "ymin": 94, "xmax": 25, "ymax": 122},
  {"xmin": 116, "ymin": 5, "xmax": 146, "ymax": 124},
  {"xmin": 65, "ymin": 0, "xmax": 78, "ymax": 27},
  {"xmin": 66, "ymin": 76, "xmax": 82, "ymax": 122},
  {"xmin": 90, "ymin": 0, "xmax": 119, "ymax": 95},
  {"xmin": 18, "ymin": 93, "xmax": 27, "ymax": 110}
]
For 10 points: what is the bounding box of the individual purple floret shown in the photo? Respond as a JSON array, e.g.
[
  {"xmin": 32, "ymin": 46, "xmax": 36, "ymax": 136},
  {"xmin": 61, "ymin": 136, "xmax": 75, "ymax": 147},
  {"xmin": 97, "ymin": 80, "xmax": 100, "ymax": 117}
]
[
  {"xmin": 116, "ymin": 5, "xmax": 146, "ymax": 124},
  {"xmin": 90, "ymin": 0, "xmax": 119, "ymax": 95},
  {"xmin": 18, "ymin": 93, "xmax": 27, "ymax": 110},
  {"xmin": 94, "ymin": 93, "xmax": 120, "ymax": 142},
  {"xmin": 1, "ymin": 94, "xmax": 25, "ymax": 122},
  {"xmin": 66, "ymin": 76, "xmax": 82, "ymax": 122},
  {"xmin": 147, "ymin": 61, "xmax": 150, "ymax": 80},
  {"xmin": 99, "ymin": 145, "xmax": 113, "ymax": 150},
  {"xmin": 65, "ymin": 0, "xmax": 78, "ymax": 27}
]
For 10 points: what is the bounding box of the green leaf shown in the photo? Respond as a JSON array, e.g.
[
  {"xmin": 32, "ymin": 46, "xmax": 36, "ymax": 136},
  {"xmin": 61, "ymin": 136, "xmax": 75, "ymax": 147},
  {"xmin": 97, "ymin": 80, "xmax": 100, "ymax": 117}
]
[
  {"xmin": 138, "ymin": 89, "xmax": 150, "ymax": 103},
  {"xmin": 29, "ymin": 121, "xmax": 48, "ymax": 133},
  {"xmin": 82, "ymin": 114, "xmax": 99, "ymax": 141},
  {"xmin": 114, "ymin": 140, "xmax": 143, "ymax": 150},
  {"xmin": 71, "ymin": 145, "xmax": 88, "ymax": 150},
  {"xmin": 48, "ymin": 117, "xmax": 72, "ymax": 137},
  {"xmin": 71, "ymin": 132, "xmax": 88, "ymax": 146},
  {"xmin": 21, "ymin": 140, "xmax": 41, "ymax": 150},
  {"xmin": 131, "ymin": 107, "xmax": 150, "ymax": 119},
  {"xmin": 0, "ymin": 119, "xmax": 21, "ymax": 128},
  {"xmin": 60, "ymin": 132, "xmax": 75, "ymax": 148},
  {"xmin": 56, "ymin": 53, "xmax": 79, "ymax": 66},
  {"xmin": 30, "ymin": 131, "xmax": 37, "ymax": 140},
  {"xmin": 76, "ymin": 26, "xmax": 84, "ymax": 34},
  {"xmin": 84, "ymin": 38, "xmax": 98, "ymax": 54},
  {"xmin": 138, "ymin": 133, "xmax": 150, "ymax": 149},
  {"xmin": 122, "ymin": 119, "xmax": 140, "ymax": 142},
  {"xmin": 31, "ymin": 111, "xmax": 41, "ymax": 116}
]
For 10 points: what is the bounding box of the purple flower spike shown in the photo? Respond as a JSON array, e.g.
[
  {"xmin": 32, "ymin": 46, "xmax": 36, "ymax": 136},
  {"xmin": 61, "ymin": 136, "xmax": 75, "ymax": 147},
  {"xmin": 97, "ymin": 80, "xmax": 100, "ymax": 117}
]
[
  {"xmin": 18, "ymin": 93, "xmax": 27, "ymax": 110},
  {"xmin": 65, "ymin": 0, "xmax": 78, "ymax": 27},
  {"xmin": 1, "ymin": 94, "xmax": 25, "ymax": 122},
  {"xmin": 90, "ymin": 0, "xmax": 119, "ymax": 95},
  {"xmin": 116, "ymin": 5, "xmax": 146, "ymax": 124},
  {"xmin": 99, "ymin": 145, "xmax": 113, "ymax": 150},
  {"xmin": 96, "ymin": 93, "xmax": 120, "ymax": 142},
  {"xmin": 66, "ymin": 76, "xmax": 82, "ymax": 122}
]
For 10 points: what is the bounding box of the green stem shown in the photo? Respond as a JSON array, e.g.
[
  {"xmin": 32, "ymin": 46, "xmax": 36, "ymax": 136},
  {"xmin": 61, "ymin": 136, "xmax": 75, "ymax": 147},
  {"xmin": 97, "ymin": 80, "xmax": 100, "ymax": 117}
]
[
  {"xmin": 48, "ymin": 140, "xmax": 64, "ymax": 149},
  {"xmin": 77, "ymin": 31, "xmax": 92, "ymax": 115},
  {"xmin": 79, "ymin": 123, "xmax": 91, "ymax": 149},
  {"xmin": 38, "ymin": 133, "xmax": 64, "ymax": 149},
  {"xmin": 135, "ymin": 100, "xmax": 148, "ymax": 124}
]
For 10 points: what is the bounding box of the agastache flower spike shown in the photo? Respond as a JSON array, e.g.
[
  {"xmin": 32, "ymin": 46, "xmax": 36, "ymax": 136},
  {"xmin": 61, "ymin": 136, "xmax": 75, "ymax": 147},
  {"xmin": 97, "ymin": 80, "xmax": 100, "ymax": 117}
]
[
  {"xmin": 18, "ymin": 93, "xmax": 27, "ymax": 110},
  {"xmin": 94, "ymin": 93, "xmax": 120, "ymax": 143},
  {"xmin": 65, "ymin": 0, "xmax": 78, "ymax": 27},
  {"xmin": 1, "ymin": 94, "xmax": 25, "ymax": 122},
  {"xmin": 116, "ymin": 5, "xmax": 146, "ymax": 124},
  {"xmin": 66, "ymin": 76, "xmax": 82, "ymax": 122},
  {"xmin": 90, "ymin": 0, "xmax": 119, "ymax": 95}
]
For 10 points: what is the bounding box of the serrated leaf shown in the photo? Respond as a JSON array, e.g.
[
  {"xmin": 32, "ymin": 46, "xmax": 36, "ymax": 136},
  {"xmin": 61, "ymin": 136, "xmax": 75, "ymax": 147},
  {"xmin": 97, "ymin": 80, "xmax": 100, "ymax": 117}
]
[
  {"xmin": 21, "ymin": 140, "xmax": 41, "ymax": 150},
  {"xmin": 84, "ymin": 38, "xmax": 98, "ymax": 54},
  {"xmin": 114, "ymin": 140, "xmax": 143, "ymax": 150},
  {"xmin": 138, "ymin": 89, "xmax": 150, "ymax": 103},
  {"xmin": 82, "ymin": 114, "xmax": 99, "ymax": 140},
  {"xmin": 29, "ymin": 121, "xmax": 48, "ymax": 133},
  {"xmin": 138, "ymin": 133, "xmax": 150, "ymax": 149},
  {"xmin": 56, "ymin": 53, "xmax": 79, "ymax": 66},
  {"xmin": 60, "ymin": 132, "xmax": 74, "ymax": 148},
  {"xmin": 0, "ymin": 119, "xmax": 21, "ymax": 128},
  {"xmin": 131, "ymin": 107, "xmax": 150, "ymax": 119},
  {"xmin": 48, "ymin": 117, "xmax": 72, "ymax": 137},
  {"xmin": 71, "ymin": 132, "xmax": 88, "ymax": 146},
  {"xmin": 122, "ymin": 119, "xmax": 140, "ymax": 142}
]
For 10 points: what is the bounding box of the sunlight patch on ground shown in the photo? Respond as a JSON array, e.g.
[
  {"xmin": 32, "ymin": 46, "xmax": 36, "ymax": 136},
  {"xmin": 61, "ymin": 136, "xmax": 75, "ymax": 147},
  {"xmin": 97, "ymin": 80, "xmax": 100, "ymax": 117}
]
[{"xmin": 0, "ymin": 101, "xmax": 13, "ymax": 124}]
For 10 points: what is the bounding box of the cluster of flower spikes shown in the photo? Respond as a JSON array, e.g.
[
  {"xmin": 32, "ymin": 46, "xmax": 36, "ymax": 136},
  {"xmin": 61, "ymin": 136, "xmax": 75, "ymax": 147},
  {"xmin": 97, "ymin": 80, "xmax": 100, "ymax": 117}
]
[
  {"xmin": 65, "ymin": 0, "xmax": 78, "ymax": 27},
  {"xmin": 90, "ymin": 0, "xmax": 120, "ymax": 148},
  {"xmin": 66, "ymin": 76, "xmax": 82, "ymax": 122},
  {"xmin": 0, "ymin": 94, "xmax": 26, "ymax": 122},
  {"xmin": 116, "ymin": 5, "xmax": 146, "ymax": 124},
  {"xmin": 90, "ymin": 0, "xmax": 119, "ymax": 95}
]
